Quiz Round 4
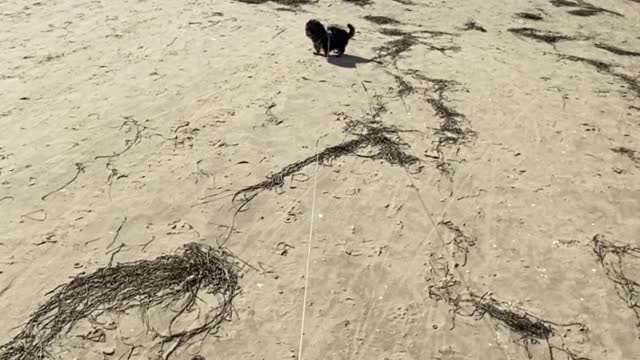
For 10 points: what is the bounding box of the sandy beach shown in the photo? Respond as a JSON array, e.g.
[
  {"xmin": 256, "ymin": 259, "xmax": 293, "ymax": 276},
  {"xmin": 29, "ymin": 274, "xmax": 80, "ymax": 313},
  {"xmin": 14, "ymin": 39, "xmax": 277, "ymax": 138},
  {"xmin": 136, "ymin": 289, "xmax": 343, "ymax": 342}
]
[{"xmin": 1, "ymin": 0, "xmax": 640, "ymax": 359}]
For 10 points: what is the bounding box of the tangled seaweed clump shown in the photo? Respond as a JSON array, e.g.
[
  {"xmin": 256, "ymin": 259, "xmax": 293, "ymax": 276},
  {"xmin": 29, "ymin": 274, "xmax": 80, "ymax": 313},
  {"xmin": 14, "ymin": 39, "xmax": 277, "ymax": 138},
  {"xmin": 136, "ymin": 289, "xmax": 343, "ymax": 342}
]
[
  {"xmin": 0, "ymin": 243, "xmax": 240, "ymax": 360},
  {"xmin": 454, "ymin": 293, "xmax": 554, "ymax": 340},
  {"xmin": 374, "ymin": 34, "xmax": 420, "ymax": 60},
  {"xmin": 591, "ymin": 234, "xmax": 640, "ymax": 334},
  {"xmin": 233, "ymin": 119, "xmax": 419, "ymax": 201}
]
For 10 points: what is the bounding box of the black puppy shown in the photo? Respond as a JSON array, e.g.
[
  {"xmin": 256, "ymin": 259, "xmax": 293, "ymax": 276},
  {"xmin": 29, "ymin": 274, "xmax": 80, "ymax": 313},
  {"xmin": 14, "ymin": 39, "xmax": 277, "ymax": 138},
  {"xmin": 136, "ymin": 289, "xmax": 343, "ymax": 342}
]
[{"xmin": 305, "ymin": 19, "xmax": 355, "ymax": 57}]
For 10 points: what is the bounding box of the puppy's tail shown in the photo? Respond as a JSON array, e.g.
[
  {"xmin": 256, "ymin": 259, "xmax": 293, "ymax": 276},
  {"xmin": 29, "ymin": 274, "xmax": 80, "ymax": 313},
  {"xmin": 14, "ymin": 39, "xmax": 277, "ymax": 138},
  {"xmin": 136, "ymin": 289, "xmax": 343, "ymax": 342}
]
[{"xmin": 347, "ymin": 24, "xmax": 355, "ymax": 39}]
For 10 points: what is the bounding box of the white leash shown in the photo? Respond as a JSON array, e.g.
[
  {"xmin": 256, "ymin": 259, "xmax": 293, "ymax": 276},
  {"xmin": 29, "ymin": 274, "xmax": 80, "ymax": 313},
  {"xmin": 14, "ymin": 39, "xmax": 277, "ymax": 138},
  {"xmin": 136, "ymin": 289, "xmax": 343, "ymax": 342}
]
[
  {"xmin": 326, "ymin": 30, "xmax": 331, "ymax": 60},
  {"xmin": 296, "ymin": 136, "xmax": 323, "ymax": 360}
]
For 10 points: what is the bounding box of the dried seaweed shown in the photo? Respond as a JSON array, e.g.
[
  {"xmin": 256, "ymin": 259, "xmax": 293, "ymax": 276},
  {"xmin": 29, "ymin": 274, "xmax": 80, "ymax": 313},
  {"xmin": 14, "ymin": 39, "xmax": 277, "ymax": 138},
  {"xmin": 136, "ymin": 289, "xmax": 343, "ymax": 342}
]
[
  {"xmin": 595, "ymin": 43, "xmax": 640, "ymax": 57},
  {"xmin": 41, "ymin": 163, "xmax": 85, "ymax": 201},
  {"xmin": 591, "ymin": 234, "xmax": 640, "ymax": 335},
  {"xmin": 373, "ymin": 32, "xmax": 459, "ymax": 61},
  {"xmin": 612, "ymin": 146, "xmax": 640, "ymax": 166},
  {"xmin": 108, "ymin": 216, "xmax": 127, "ymax": 248},
  {"xmin": 373, "ymin": 34, "xmax": 419, "ymax": 60},
  {"xmin": 427, "ymin": 221, "xmax": 590, "ymax": 359},
  {"xmin": 427, "ymin": 253, "xmax": 461, "ymax": 304},
  {"xmin": 556, "ymin": 54, "xmax": 640, "ymax": 98},
  {"xmin": 398, "ymin": 70, "xmax": 474, "ymax": 178},
  {"xmin": 458, "ymin": 293, "xmax": 554, "ymax": 339},
  {"xmin": 462, "ymin": 19, "xmax": 487, "ymax": 32},
  {"xmin": 550, "ymin": 0, "xmax": 579, "ymax": 6},
  {"xmin": 364, "ymin": 15, "xmax": 400, "ymax": 25},
  {"xmin": 418, "ymin": 29, "xmax": 457, "ymax": 37},
  {"xmin": 508, "ymin": 27, "xmax": 578, "ymax": 44},
  {"xmin": 557, "ymin": 54, "xmax": 612, "ymax": 71},
  {"xmin": 95, "ymin": 119, "xmax": 147, "ymax": 160},
  {"xmin": 234, "ymin": 0, "xmax": 314, "ymax": 6},
  {"xmin": 233, "ymin": 121, "xmax": 418, "ymax": 201},
  {"xmin": 390, "ymin": 72, "xmax": 415, "ymax": 99},
  {"xmin": 614, "ymin": 73, "xmax": 640, "ymax": 98},
  {"xmin": 550, "ymin": 0, "xmax": 623, "ymax": 16},
  {"xmin": 20, "ymin": 210, "xmax": 47, "ymax": 222},
  {"xmin": 515, "ymin": 12, "xmax": 544, "ymax": 20},
  {"xmin": 427, "ymin": 79, "xmax": 475, "ymax": 152},
  {"xmin": 578, "ymin": 3, "xmax": 622, "ymax": 16},
  {"xmin": 567, "ymin": 8, "xmax": 600, "ymax": 16},
  {"xmin": 439, "ymin": 221, "xmax": 476, "ymax": 267},
  {"xmin": 392, "ymin": 69, "xmax": 476, "ymax": 180},
  {"xmin": 379, "ymin": 28, "xmax": 408, "ymax": 37},
  {"xmin": 427, "ymin": 220, "xmax": 475, "ymax": 304},
  {"xmin": 448, "ymin": 293, "xmax": 590, "ymax": 359},
  {"xmin": 342, "ymin": 0, "xmax": 372, "ymax": 6},
  {"xmin": 0, "ymin": 243, "xmax": 240, "ymax": 360}
]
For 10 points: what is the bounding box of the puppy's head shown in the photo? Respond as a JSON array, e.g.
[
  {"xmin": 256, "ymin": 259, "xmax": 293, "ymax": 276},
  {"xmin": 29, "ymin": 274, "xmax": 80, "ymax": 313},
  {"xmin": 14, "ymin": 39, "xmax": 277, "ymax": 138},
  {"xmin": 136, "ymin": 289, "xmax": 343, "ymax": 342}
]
[{"xmin": 305, "ymin": 19, "xmax": 326, "ymax": 40}]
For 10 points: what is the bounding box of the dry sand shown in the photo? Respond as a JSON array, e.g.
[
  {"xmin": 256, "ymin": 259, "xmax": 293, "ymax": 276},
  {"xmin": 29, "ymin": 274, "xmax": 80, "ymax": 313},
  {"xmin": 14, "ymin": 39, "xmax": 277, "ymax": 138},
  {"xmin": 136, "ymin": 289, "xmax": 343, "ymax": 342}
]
[{"xmin": 1, "ymin": 0, "xmax": 640, "ymax": 359}]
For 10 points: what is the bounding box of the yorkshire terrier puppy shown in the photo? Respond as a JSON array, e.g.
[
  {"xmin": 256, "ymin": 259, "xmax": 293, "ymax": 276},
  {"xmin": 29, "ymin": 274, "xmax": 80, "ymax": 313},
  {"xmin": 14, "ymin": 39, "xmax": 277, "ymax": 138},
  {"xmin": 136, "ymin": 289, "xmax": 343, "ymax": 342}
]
[{"xmin": 305, "ymin": 19, "xmax": 355, "ymax": 57}]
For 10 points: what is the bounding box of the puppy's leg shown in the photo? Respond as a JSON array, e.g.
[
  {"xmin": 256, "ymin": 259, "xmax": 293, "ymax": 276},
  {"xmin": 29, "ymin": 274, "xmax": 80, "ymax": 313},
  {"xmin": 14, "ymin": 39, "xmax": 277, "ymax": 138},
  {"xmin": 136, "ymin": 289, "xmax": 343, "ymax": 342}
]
[
  {"xmin": 322, "ymin": 42, "xmax": 329, "ymax": 57},
  {"xmin": 336, "ymin": 46, "xmax": 346, "ymax": 57}
]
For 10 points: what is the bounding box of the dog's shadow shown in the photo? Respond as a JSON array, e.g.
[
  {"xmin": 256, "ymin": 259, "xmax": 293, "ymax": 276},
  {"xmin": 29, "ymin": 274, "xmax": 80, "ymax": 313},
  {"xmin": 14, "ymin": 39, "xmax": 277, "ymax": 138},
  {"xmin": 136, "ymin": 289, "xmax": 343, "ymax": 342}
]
[{"xmin": 326, "ymin": 54, "xmax": 381, "ymax": 68}]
